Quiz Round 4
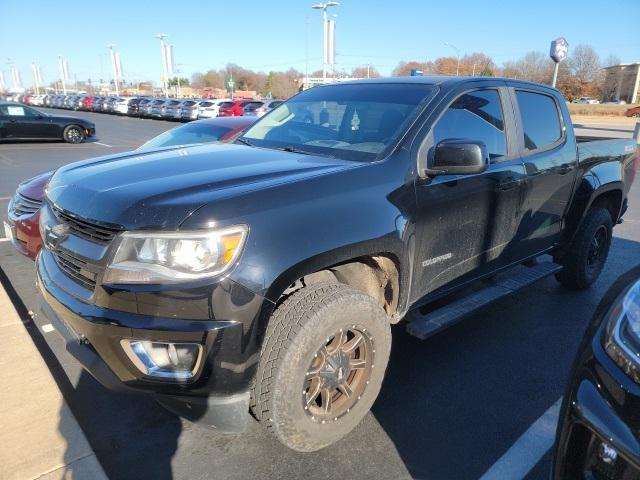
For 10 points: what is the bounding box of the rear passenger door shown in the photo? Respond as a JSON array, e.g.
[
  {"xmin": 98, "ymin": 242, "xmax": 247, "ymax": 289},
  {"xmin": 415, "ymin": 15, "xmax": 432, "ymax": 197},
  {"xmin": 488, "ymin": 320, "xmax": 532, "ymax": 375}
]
[{"xmin": 510, "ymin": 88, "xmax": 577, "ymax": 256}]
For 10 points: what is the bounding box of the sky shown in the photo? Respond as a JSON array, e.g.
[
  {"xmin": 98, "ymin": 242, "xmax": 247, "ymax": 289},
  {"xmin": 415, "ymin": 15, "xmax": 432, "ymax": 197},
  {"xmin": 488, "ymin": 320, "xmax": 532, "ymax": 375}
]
[{"xmin": 1, "ymin": 0, "xmax": 638, "ymax": 88}]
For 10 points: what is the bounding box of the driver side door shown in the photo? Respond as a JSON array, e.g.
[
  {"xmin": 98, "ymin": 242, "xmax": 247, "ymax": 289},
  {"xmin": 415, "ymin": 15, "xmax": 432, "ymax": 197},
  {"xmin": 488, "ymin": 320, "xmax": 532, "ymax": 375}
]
[{"xmin": 411, "ymin": 85, "xmax": 527, "ymax": 302}]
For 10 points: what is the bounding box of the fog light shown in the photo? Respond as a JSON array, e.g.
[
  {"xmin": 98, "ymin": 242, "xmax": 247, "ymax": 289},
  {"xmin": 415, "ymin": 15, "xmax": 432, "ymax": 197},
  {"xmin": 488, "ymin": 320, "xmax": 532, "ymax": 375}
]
[{"xmin": 121, "ymin": 340, "xmax": 202, "ymax": 380}]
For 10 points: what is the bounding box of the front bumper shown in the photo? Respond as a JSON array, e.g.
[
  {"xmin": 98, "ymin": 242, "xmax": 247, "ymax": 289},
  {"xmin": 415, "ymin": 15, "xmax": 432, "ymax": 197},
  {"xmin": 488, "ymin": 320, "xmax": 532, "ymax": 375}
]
[
  {"xmin": 36, "ymin": 249, "xmax": 273, "ymax": 431},
  {"xmin": 553, "ymin": 282, "xmax": 640, "ymax": 479},
  {"xmin": 4, "ymin": 210, "xmax": 41, "ymax": 259}
]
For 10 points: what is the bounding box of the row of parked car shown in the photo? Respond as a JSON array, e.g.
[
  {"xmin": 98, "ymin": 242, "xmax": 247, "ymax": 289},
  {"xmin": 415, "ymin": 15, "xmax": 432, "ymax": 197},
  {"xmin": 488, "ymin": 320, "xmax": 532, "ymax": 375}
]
[{"xmin": 13, "ymin": 93, "xmax": 284, "ymax": 122}]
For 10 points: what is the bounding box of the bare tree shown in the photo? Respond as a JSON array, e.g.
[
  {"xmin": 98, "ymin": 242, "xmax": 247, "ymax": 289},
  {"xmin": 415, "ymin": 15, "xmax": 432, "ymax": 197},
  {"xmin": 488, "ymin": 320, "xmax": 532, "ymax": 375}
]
[
  {"xmin": 569, "ymin": 44, "xmax": 601, "ymax": 83},
  {"xmin": 350, "ymin": 65, "xmax": 381, "ymax": 78}
]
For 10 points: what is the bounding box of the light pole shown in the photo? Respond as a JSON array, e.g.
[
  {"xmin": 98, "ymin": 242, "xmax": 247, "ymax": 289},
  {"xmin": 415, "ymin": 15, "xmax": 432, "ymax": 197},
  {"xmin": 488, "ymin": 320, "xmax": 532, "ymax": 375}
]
[
  {"xmin": 58, "ymin": 55, "xmax": 67, "ymax": 95},
  {"xmin": 444, "ymin": 42, "xmax": 461, "ymax": 76},
  {"xmin": 155, "ymin": 34, "xmax": 169, "ymax": 98},
  {"xmin": 311, "ymin": 2, "xmax": 338, "ymax": 82},
  {"xmin": 106, "ymin": 44, "xmax": 119, "ymax": 96}
]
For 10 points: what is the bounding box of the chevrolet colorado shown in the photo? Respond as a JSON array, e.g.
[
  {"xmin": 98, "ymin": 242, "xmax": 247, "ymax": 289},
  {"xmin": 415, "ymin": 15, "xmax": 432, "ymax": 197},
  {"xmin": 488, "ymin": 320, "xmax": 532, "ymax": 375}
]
[{"xmin": 36, "ymin": 77, "xmax": 638, "ymax": 452}]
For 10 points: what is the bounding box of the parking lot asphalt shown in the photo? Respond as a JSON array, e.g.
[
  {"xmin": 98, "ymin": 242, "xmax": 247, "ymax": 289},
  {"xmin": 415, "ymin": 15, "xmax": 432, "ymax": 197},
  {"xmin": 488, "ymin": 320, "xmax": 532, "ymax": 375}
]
[{"xmin": 1, "ymin": 110, "xmax": 639, "ymax": 480}]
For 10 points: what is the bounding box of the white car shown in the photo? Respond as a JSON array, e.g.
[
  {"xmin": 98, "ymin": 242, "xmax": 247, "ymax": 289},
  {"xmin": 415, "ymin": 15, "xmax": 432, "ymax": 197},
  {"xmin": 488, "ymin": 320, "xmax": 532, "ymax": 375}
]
[
  {"xmin": 114, "ymin": 97, "xmax": 135, "ymax": 114},
  {"xmin": 197, "ymin": 98, "xmax": 232, "ymax": 119},
  {"xmin": 244, "ymin": 99, "xmax": 284, "ymax": 117},
  {"xmin": 573, "ymin": 97, "xmax": 600, "ymax": 105}
]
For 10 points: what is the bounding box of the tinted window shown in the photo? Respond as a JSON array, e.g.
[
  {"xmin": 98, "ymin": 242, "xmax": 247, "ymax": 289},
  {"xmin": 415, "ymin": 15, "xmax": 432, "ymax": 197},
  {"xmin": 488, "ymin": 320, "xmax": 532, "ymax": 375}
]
[
  {"xmin": 516, "ymin": 91, "xmax": 562, "ymax": 151},
  {"xmin": 138, "ymin": 123, "xmax": 233, "ymax": 150},
  {"xmin": 219, "ymin": 102, "xmax": 234, "ymax": 108},
  {"xmin": 433, "ymin": 89, "xmax": 506, "ymax": 159},
  {"xmin": 199, "ymin": 101, "xmax": 213, "ymax": 107}
]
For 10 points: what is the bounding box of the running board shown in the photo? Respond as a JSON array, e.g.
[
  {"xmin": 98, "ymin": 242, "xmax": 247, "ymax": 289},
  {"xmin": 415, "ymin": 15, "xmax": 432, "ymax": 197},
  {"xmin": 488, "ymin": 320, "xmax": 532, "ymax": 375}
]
[{"xmin": 406, "ymin": 262, "xmax": 563, "ymax": 340}]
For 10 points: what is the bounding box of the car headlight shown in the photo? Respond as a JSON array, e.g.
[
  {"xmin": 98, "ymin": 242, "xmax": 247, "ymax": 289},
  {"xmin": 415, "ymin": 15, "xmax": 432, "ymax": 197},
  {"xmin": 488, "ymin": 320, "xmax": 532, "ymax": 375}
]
[
  {"xmin": 604, "ymin": 278, "xmax": 640, "ymax": 383},
  {"xmin": 103, "ymin": 225, "xmax": 248, "ymax": 284}
]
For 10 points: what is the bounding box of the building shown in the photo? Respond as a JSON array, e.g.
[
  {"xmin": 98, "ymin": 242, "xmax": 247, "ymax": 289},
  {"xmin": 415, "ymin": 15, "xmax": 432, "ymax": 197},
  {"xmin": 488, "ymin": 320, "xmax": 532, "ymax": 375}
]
[{"xmin": 602, "ymin": 63, "xmax": 640, "ymax": 104}]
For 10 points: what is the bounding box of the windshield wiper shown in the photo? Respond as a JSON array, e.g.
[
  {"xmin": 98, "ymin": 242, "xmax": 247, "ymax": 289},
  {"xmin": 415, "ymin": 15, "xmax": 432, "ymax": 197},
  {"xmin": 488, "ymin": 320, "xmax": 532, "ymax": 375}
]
[{"xmin": 235, "ymin": 137, "xmax": 255, "ymax": 147}]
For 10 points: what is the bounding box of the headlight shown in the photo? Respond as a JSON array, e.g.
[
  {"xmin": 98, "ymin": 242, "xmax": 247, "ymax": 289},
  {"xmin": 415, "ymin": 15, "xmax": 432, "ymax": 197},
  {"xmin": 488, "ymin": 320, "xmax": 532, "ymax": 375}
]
[
  {"xmin": 103, "ymin": 225, "xmax": 248, "ymax": 284},
  {"xmin": 604, "ymin": 278, "xmax": 640, "ymax": 383}
]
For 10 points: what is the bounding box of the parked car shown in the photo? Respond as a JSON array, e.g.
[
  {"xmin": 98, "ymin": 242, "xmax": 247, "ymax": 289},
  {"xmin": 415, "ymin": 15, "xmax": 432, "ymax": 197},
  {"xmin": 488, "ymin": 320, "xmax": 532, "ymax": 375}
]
[
  {"xmin": 5, "ymin": 117, "xmax": 255, "ymax": 259},
  {"xmin": 218, "ymin": 99, "xmax": 255, "ymax": 117},
  {"xmin": 573, "ymin": 97, "xmax": 600, "ymax": 104},
  {"xmin": 91, "ymin": 96, "xmax": 106, "ymax": 112},
  {"xmin": 626, "ymin": 106, "xmax": 640, "ymax": 118},
  {"xmin": 149, "ymin": 98, "xmax": 169, "ymax": 118},
  {"xmin": 178, "ymin": 99, "xmax": 203, "ymax": 121},
  {"xmin": 128, "ymin": 97, "xmax": 152, "ymax": 117},
  {"xmin": 196, "ymin": 98, "xmax": 231, "ymax": 119},
  {"xmin": 161, "ymin": 99, "xmax": 183, "ymax": 120},
  {"xmin": 35, "ymin": 77, "xmax": 638, "ymax": 452},
  {"xmin": 244, "ymin": 99, "xmax": 283, "ymax": 117},
  {"xmin": 3, "ymin": 171, "xmax": 50, "ymax": 259},
  {"xmin": 104, "ymin": 96, "xmax": 119, "ymax": 113},
  {"xmin": 113, "ymin": 97, "xmax": 134, "ymax": 115},
  {"xmin": 552, "ymin": 266, "xmax": 640, "ymax": 479},
  {"xmin": 80, "ymin": 96, "xmax": 96, "ymax": 110},
  {"xmin": 0, "ymin": 102, "xmax": 95, "ymax": 143}
]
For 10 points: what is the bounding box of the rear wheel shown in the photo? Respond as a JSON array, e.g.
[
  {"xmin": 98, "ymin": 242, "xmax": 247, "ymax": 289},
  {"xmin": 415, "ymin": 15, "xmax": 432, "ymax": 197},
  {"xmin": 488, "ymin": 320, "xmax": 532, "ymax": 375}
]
[
  {"xmin": 555, "ymin": 207, "xmax": 613, "ymax": 289},
  {"xmin": 63, "ymin": 125, "xmax": 84, "ymax": 144},
  {"xmin": 251, "ymin": 283, "xmax": 391, "ymax": 452}
]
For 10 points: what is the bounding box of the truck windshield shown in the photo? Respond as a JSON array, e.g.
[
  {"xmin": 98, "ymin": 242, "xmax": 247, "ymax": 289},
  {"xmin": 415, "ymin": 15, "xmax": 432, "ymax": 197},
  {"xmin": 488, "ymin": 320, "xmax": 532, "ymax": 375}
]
[{"xmin": 240, "ymin": 83, "xmax": 435, "ymax": 161}]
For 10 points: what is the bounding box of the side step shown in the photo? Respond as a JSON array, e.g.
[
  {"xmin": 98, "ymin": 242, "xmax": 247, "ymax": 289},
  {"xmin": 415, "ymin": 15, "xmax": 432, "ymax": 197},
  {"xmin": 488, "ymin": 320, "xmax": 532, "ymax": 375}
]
[{"xmin": 405, "ymin": 262, "xmax": 563, "ymax": 340}]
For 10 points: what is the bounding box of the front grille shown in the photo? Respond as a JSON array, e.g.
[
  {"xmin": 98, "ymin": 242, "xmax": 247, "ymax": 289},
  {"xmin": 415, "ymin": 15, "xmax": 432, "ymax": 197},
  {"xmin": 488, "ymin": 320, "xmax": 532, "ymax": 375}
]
[
  {"xmin": 53, "ymin": 249, "xmax": 97, "ymax": 290},
  {"xmin": 53, "ymin": 207, "xmax": 121, "ymax": 245},
  {"xmin": 10, "ymin": 193, "xmax": 42, "ymax": 216}
]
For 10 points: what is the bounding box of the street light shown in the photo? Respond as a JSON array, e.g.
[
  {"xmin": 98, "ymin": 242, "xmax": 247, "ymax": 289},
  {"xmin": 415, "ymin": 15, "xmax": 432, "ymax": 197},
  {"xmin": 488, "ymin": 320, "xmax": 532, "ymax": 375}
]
[
  {"xmin": 311, "ymin": 1, "xmax": 339, "ymax": 81},
  {"xmin": 106, "ymin": 44, "xmax": 119, "ymax": 96},
  {"xmin": 444, "ymin": 42, "xmax": 461, "ymax": 76},
  {"xmin": 155, "ymin": 33, "xmax": 169, "ymax": 98}
]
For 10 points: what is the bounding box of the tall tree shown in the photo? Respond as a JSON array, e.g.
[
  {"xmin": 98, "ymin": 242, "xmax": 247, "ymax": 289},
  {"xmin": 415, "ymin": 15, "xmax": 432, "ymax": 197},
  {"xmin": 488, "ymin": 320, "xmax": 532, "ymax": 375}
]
[{"xmin": 569, "ymin": 44, "xmax": 601, "ymax": 83}]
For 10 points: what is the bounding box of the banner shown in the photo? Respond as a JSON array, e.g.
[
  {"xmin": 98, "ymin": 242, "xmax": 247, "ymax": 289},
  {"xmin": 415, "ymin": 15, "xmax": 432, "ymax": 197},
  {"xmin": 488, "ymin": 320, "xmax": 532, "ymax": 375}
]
[
  {"xmin": 114, "ymin": 52, "xmax": 123, "ymax": 78},
  {"xmin": 327, "ymin": 19, "xmax": 336, "ymax": 66},
  {"xmin": 165, "ymin": 44, "xmax": 174, "ymax": 76}
]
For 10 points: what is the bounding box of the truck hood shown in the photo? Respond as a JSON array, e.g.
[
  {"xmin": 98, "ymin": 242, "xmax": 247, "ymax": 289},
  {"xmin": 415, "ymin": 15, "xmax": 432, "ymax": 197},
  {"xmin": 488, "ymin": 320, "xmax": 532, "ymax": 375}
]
[{"xmin": 46, "ymin": 143, "xmax": 355, "ymax": 229}]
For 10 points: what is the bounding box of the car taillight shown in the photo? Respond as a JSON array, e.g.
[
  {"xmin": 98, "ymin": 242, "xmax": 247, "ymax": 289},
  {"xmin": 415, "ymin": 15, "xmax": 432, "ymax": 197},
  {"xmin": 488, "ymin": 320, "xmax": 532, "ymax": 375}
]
[{"xmin": 256, "ymin": 107, "xmax": 266, "ymax": 112}]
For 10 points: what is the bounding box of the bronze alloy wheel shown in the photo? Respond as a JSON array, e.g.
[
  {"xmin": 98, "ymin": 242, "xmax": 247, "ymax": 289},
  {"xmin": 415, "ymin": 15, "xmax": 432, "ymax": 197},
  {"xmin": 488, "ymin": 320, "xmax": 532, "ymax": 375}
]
[{"xmin": 302, "ymin": 326, "xmax": 374, "ymax": 422}]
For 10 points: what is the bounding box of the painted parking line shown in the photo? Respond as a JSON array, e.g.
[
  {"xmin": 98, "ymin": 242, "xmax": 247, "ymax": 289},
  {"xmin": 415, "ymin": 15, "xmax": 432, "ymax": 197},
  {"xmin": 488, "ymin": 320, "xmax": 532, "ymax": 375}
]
[
  {"xmin": 479, "ymin": 398, "xmax": 562, "ymax": 480},
  {"xmin": 42, "ymin": 323, "xmax": 55, "ymax": 333},
  {"xmin": 0, "ymin": 238, "xmax": 10, "ymax": 242},
  {"xmin": 93, "ymin": 142, "xmax": 112, "ymax": 147},
  {"xmin": 0, "ymin": 196, "xmax": 10, "ymax": 201}
]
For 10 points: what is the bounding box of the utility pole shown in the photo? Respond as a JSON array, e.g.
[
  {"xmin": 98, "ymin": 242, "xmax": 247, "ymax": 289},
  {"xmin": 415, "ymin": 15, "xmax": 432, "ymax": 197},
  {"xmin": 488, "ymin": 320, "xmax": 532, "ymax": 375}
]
[
  {"xmin": 445, "ymin": 43, "xmax": 461, "ymax": 76},
  {"xmin": 58, "ymin": 56, "xmax": 67, "ymax": 94},
  {"xmin": 106, "ymin": 44, "xmax": 120, "ymax": 96},
  {"xmin": 311, "ymin": 2, "xmax": 339, "ymax": 82},
  {"xmin": 155, "ymin": 34, "xmax": 169, "ymax": 98}
]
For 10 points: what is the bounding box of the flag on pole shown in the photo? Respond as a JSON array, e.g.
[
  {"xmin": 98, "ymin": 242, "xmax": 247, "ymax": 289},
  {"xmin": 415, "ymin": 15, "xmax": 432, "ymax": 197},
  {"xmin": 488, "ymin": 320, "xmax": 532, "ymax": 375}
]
[
  {"xmin": 114, "ymin": 52, "xmax": 123, "ymax": 78},
  {"xmin": 62, "ymin": 60, "xmax": 70, "ymax": 81},
  {"xmin": 327, "ymin": 19, "xmax": 336, "ymax": 66},
  {"xmin": 164, "ymin": 44, "xmax": 175, "ymax": 76}
]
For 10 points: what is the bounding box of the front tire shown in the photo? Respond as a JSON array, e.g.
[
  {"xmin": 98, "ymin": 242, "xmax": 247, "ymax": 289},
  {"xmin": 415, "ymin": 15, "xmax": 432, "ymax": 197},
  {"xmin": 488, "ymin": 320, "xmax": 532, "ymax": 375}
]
[
  {"xmin": 63, "ymin": 125, "xmax": 84, "ymax": 144},
  {"xmin": 555, "ymin": 207, "xmax": 613, "ymax": 290},
  {"xmin": 251, "ymin": 283, "xmax": 391, "ymax": 452}
]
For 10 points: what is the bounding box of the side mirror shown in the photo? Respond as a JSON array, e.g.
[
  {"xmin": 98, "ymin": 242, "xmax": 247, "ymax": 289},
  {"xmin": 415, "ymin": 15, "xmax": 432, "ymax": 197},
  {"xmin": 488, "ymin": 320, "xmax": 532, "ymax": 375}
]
[{"xmin": 421, "ymin": 139, "xmax": 489, "ymax": 177}]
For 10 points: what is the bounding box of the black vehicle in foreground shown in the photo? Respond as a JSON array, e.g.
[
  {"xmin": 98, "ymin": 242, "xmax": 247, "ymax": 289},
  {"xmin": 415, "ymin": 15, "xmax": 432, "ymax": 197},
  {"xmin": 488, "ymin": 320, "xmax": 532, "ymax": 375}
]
[
  {"xmin": 553, "ymin": 266, "xmax": 640, "ymax": 479},
  {"xmin": 0, "ymin": 102, "xmax": 95, "ymax": 143},
  {"xmin": 36, "ymin": 77, "xmax": 638, "ymax": 452}
]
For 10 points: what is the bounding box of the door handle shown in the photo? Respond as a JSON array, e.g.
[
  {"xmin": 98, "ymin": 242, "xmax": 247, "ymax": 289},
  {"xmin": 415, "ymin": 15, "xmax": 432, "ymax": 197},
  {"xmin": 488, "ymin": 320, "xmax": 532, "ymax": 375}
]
[
  {"xmin": 497, "ymin": 178, "xmax": 524, "ymax": 191},
  {"xmin": 557, "ymin": 165, "xmax": 574, "ymax": 175}
]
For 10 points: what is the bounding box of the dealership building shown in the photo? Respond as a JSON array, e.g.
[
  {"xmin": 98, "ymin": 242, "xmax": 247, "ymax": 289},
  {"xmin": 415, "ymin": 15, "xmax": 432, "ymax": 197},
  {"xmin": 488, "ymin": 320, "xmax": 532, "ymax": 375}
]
[{"xmin": 602, "ymin": 63, "xmax": 640, "ymax": 104}]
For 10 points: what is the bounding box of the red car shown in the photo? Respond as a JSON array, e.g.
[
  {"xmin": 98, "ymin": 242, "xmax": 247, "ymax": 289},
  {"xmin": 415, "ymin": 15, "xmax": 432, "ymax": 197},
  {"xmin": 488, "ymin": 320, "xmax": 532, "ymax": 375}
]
[
  {"xmin": 218, "ymin": 99, "xmax": 257, "ymax": 117},
  {"xmin": 626, "ymin": 106, "xmax": 640, "ymax": 118},
  {"xmin": 4, "ymin": 171, "xmax": 49, "ymax": 259},
  {"xmin": 81, "ymin": 96, "xmax": 96, "ymax": 110},
  {"xmin": 4, "ymin": 116, "xmax": 255, "ymax": 259}
]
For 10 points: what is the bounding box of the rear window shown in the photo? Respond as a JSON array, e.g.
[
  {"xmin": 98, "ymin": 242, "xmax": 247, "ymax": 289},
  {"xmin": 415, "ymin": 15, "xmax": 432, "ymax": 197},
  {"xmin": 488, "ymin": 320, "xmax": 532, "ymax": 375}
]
[
  {"xmin": 199, "ymin": 101, "xmax": 213, "ymax": 107},
  {"xmin": 182, "ymin": 101, "xmax": 196, "ymax": 106},
  {"xmin": 244, "ymin": 102, "xmax": 264, "ymax": 111},
  {"xmin": 269, "ymin": 101, "xmax": 283, "ymax": 108},
  {"xmin": 169, "ymin": 100, "xmax": 180, "ymax": 106},
  {"xmin": 219, "ymin": 102, "xmax": 234, "ymax": 108},
  {"xmin": 516, "ymin": 91, "xmax": 562, "ymax": 151}
]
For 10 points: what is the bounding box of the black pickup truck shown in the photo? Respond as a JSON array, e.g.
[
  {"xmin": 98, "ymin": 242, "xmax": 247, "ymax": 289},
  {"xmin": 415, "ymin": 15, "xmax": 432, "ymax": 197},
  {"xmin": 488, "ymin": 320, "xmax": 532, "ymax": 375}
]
[{"xmin": 36, "ymin": 77, "xmax": 638, "ymax": 452}]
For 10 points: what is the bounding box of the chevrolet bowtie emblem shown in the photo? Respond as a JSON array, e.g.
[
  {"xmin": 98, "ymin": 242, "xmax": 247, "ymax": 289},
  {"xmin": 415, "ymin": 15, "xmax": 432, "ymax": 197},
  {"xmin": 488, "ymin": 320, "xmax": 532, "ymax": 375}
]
[{"xmin": 45, "ymin": 223, "xmax": 69, "ymax": 248}]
